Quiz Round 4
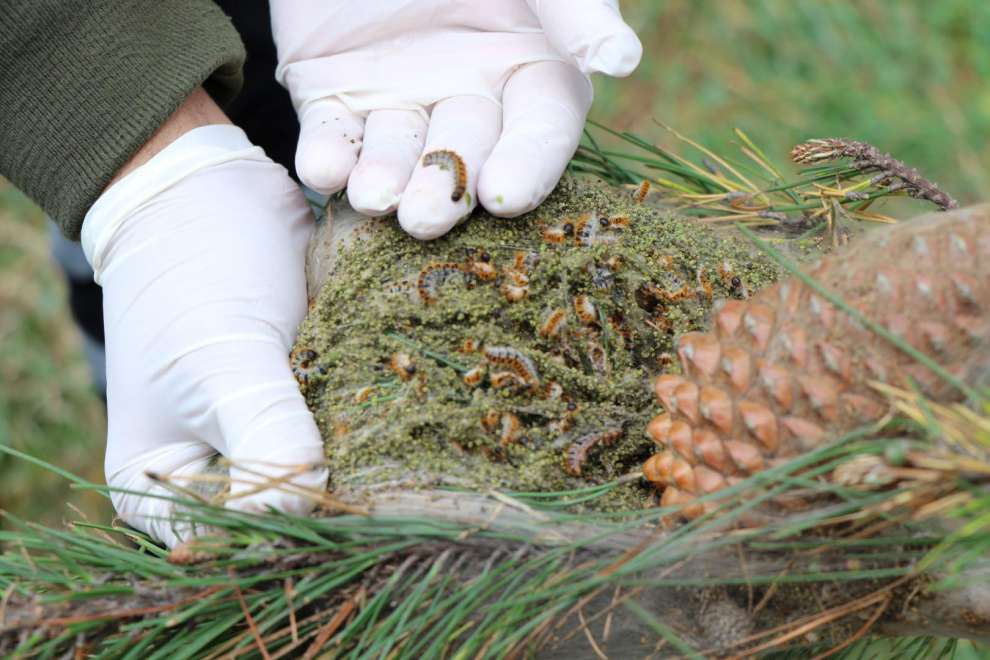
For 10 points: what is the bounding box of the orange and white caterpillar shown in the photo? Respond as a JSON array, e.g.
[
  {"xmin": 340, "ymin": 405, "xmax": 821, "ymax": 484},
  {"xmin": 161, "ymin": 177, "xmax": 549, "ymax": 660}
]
[
  {"xmin": 482, "ymin": 345, "xmax": 540, "ymax": 387},
  {"xmin": 501, "ymin": 270, "xmax": 530, "ymax": 303},
  {"xmin": 499, "ymin": 412, "xmax": 523, "ymax": 446},
  {"xmin": 417, "ymin": 262, "xmax": 467, "ymax": 304},
  {"xmin": 422, "ymin": 149, "xmax": 467, "ymax": 202},
  {"xmin": 695, "ymin": 266, "xmax": 714, "ymax": 301},
  {"xmin": 564, "ymin": 427, "xmax": 624, "ymax": 476},
  {"xmin": 586, "ymin": 340, "xmax": 609, "ymax": 375},
  {"xmin": 543, "ymin": 381, "xmax": 564, "ymax": 400},
  {"xmin": 573, "ymin": 213, "xmax": 599, "ymax": 246},
  {"xmin": 463, "ymin": 365, "xmax": 486, "ymax": 387},
  {"xmin": 538, "ymin": 308, "xmax": 568, "ymax": 338},
  {"xmin": 290, "ymin": 347, "xmax": 327, "ymax": 386},
  {"xmin": 634, "ymin": 180, "xmax": 651, "ymax": 203},
  {"xmin": 542, "ymin": 221, "xmax": 575, "ymax": 245},
  {"xmin": 490, "ymin": 371, "xmax": 526, "ymax": 390},
  {"xmin": 465, "ymin": 250, "xmax": 497, "ymax": 281},
  {"xmin": 573, "ymin": 295, "xmax": 597, "ymax": 325},
  {"xmin": 389, "ymin": 352, "xmax": 417, "ymax": 381},
  {"xmin": 600, "ymin": 214, "xmax": 631, "ymax": 230}
]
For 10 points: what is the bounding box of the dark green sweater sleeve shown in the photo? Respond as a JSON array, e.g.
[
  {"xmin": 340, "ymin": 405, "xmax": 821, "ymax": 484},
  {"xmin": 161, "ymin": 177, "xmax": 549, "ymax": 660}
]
[{"xmin": 0, "ymin": 1, "xmax": 246, "ymax": 239}]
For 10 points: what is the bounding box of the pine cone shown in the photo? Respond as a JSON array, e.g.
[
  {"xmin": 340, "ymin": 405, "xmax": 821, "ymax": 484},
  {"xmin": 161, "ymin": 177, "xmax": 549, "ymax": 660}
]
[{"xmin": 643, "ymin": 205, "xmax": 990, "ymax": 518}]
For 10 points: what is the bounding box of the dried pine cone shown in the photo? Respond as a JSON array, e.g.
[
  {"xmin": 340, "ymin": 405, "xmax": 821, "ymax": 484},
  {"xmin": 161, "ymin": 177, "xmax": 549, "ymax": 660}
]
[{"xmin": 643, "ymin": 204, "xmax": 990, "ymax": 518}]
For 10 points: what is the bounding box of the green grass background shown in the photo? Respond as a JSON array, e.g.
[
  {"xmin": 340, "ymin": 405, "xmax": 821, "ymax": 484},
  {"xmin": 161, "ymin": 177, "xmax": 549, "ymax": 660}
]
[{"xmin": 0, "ymin": 2, "xmax": 988, "ymax": 654}]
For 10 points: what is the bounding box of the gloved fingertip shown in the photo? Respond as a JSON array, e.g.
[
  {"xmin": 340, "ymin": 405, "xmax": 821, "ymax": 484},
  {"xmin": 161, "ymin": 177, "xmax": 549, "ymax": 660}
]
[
  {"xmin": 397, "ymin": 172, "xmax": 470, "ymax": 240},
  {"xmin": 398, "ymin": 197, "xmax": 461, "ymax": 240},
  {"xmin": 296, "ymin": 141, "xmax": 359, "ymax": 195},
  {"xmin": 478, "ymin": 166, "xmax": 543, "ymax": 218},
  {"xmin": 583, "ymin": 28, "xmax": 643, "ymax": 77},
  {"xmin": 347, "ymin": 163, "xmax": 404, "ymax": 216}
]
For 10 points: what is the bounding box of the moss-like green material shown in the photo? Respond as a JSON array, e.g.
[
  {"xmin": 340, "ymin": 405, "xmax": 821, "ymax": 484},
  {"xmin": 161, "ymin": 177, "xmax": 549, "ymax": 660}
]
[{"xmin": 294, "ymin": 178, "xmax": 779, "ymax": 508}]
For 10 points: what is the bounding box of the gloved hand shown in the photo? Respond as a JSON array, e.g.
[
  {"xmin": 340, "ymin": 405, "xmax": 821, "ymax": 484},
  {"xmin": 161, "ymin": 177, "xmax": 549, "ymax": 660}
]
[
  {"xmin": 272, "ymin": 0, "xmax": 642, "ymax": 239},
  {"xmin": 81, "ymin": 124, "xmax": 328, "ymax": 547}
]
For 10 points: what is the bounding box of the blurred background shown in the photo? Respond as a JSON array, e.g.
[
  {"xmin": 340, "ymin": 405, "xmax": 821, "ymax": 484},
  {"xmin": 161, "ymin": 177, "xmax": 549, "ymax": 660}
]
[{"xmin": 2, "ymin": 0, "xmax": 989, "ymax": 529}]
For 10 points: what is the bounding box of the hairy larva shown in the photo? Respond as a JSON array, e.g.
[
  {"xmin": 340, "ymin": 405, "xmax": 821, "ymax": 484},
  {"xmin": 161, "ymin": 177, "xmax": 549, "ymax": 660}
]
[
  {"xmin": 502, "ymin": 285, "xmax": 529, "ymax": 303},
  {"xmin": 417, "ymin": 262, "xmax": 466, "ymax": 304},
  {"xmin": 353, "ymin": 386, "xmax": 374, "ymax": 403},
  {"xmin": 573, "ymin": 295, "xmax": 597, "ymax": 325},
  {"xmin": 603, "ymin": 214, "xmax": 630, "ymax": 229},
  {"xmin": 463, "ymin": 366, "xmax": 486, "ymax": 387},
  {"xmin": 290, "ymin": 347, "xmax": 327, "ymax": 386},
  {"xmin": 539, "ymin": 308, "xmax": 568, "ymax": 338},
  {"xmin": 480, "ymin": 409, "xmax": 501, "ymax": 432},
  {"xmin": 468, "ymin": 260, "xmax": 498, "ymax": 281},
  {"xmin": 389, "ymin": 352, "xmax": 417, "ymax": 381},
  {"xmin": 482, "ymin": 345, "xmax": 540, "ymax": 386},
  {"xmin": 511, "ymin": 251, "xmax": 531, "ymax": 272},
  {"xmin": 490, "ymin": 371, "xmax": 526, "ymax": 390},
  {"xmin": 573, "ymin": 213, "xmax": 599, "ymax": 246},
  {"xmin": 717, "ymin": 259, "xmax": 734, "ymax": 287},
  {"xmin": 635, "ymin": 179, "xmax": 651, "ymax": 202},
  {"xmin": 587, "ymin": 341, "xmax": 608, "ymax": 375},
  {"xmin": 499, "ymin": 413, "xmax": 523, "ymax": 446},
  {"xmin": 542, "ymin": 227, "xmax": 565, "ymax": 244},
  {"xmin": 564, "ymin": 427, "xmax": 624, "ymax": 476},
  {"xmin": 543, "ymin": 381, "xmax": 564, "ymax": 400},
  {"xmin": 460, "ymin": 338, "xmax": 480, "ymax": 353},
  {"xmin": 422, "ymin": 149, "xmax": 467, "ymax": 202},
  {"xmin": 696, "ymin": 266, "xmax": 713, "ymax": 301},
  {"xmin": 500, "ymin": 269, "xmax": 530, "ymax": 302}
]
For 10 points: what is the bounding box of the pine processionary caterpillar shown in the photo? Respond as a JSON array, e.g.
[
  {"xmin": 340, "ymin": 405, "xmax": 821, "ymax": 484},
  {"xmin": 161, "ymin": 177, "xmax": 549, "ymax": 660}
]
[
  {"xmin": 573, "ymin": 295, "xmax": 597, "ymax": 325},
  {"xmin": 574, "ymin": 213, "xmax": 599, "ymax": 246},
  {"xmin": 564, "ymin": 427, "xmax": 624, "ymax": 476},
  {"xmin": 417, "ymin": 262, "xmax": 467, "ymax": 304},
  {"xmin": 463, "ymin": 365, "xmax": 486, "ymax": 387},
  {"xmin": 422, "ymin": 149, "xmax": 467, "ymax": 202},
  {"xmin": 539, "ymin": 308, "xmax": 568, "ymax": 338},
  {"xmin": 290, "ymin": 347, "xmax": 327, "ymax": 386},
  {"xmin": 389, "ymin": 353, "xmax": 417, "ymax": 381},
  {"xmin": 499, "ymin": 412, "xmax": 523, "ymax": 446},
  {"xmin": 482, "ymin": 345, "xmax": 540, "ymax": 386},
  {"xmin": 636, "ymin": 180, "xmax": 651, "ymax": 202}
]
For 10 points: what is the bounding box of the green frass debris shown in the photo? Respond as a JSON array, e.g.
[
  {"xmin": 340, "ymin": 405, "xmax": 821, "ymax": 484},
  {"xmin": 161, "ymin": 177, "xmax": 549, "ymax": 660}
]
[{"xmin": 295, "ymin": 178, "xmax": 779, "ymax": 509}]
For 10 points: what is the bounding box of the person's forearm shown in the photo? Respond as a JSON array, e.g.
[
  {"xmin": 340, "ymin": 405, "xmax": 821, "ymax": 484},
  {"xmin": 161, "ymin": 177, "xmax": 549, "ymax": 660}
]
[
  {"xmin": 0, "ymin": 0, "xmax": 245, "ymax": 239},
  {"xmin": 107, "ymin": 87, "xmax": 232, "ymax": 190}
]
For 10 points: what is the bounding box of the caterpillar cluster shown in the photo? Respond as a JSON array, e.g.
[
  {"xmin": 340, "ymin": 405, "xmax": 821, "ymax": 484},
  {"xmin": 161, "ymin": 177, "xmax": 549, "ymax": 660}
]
[
  {"xmin": 422, "ymin": 149, "xmax": 467, "ymax": 202},
  {"xmin": 564, "ymin": 427, "xmax": 625, "ymax": 476}
]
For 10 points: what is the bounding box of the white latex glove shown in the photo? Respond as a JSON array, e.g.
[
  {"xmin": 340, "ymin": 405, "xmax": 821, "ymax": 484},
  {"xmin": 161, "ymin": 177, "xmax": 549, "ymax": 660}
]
[
  {"xmin": 272, "ymin": 0, "xmax": 642, "ymax": 239},
  {"xmin": 81, "ymin": 125, "xmax": 328, "ymax": 547}
]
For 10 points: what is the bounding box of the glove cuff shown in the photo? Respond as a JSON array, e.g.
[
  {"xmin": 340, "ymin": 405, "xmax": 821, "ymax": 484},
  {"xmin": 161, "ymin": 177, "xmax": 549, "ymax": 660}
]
[{"xmin": 81, "ymin": 125, "xmax": 264, "ymax": 283}]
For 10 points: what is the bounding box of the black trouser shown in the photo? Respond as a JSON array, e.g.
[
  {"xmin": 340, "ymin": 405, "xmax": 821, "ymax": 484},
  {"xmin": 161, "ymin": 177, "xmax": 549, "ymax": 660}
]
[{"xmin": 52, "ymin": 2, "xmax": 300, "ymax": 398}]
